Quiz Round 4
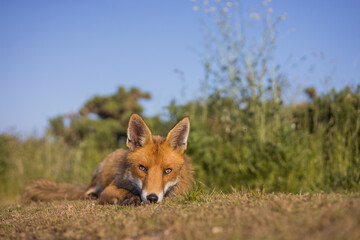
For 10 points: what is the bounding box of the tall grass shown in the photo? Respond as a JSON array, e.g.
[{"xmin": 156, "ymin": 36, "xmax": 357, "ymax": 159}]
[
  {"xmin": 169, "ymin": 0, "xmax": 360, "ymax": 193},
  {"xmin": 166, "ymin": 86, "xmax": 360, "ymax": 193},
  {"xmin": 0, "ymin": 85, "xmax": 359, "ymax": 203},
  {"xmin": 1, "ymin": 1, "xmax": 359, "ymax": 203},
  {"xmin": 0, "ymin": 135, "xmax": 110, "ymax": 202}
]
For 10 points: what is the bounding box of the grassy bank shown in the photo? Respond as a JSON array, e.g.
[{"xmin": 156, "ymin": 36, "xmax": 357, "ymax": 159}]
[{"xmin": 1, "ymin": 192, "xmax": 360, "ymax": 240}]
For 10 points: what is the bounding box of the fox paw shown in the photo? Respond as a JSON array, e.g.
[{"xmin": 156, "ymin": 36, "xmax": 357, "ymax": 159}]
[
  {"xmin": 98, "ymin": 195, "xmax": 120, "ymax": 205},
  {"xmin": 99, "ymin": 195, "xmax": 141, "ymax": 205},
  {"xmin": 85, "ymin": 192, "xmax": 98, "ymax": 200},
  {"xmin": 98, "ymin": 191, "xmax": 141, "ymax": 205},
  {"xmin": 121, "ymin": 195, "xmax": 142, "ymax": 206},
  {"xmin": 98, "ymin": 191, "xmax": 119, "ymax": 204}
]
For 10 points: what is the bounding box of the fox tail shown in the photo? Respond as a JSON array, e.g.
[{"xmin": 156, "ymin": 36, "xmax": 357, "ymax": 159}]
[{"xmin": 22, "ymin": 179, "xmax": 88, "ymax": 202}]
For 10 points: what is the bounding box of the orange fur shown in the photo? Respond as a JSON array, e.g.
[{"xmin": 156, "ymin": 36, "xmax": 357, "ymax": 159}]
[{"xmin": 22, "ymin": 114, "xmax": 194, "ymax": 205}]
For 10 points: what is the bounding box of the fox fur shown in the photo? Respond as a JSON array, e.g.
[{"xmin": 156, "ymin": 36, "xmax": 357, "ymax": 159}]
[{"xmin": 22, "ymin": 114, "xmax": 194, "ymax": 205}]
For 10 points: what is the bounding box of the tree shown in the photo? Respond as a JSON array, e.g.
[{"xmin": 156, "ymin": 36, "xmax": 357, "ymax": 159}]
[{"xmin": 49, "ymin": 87, "xmax": 151, "ymax": 149}]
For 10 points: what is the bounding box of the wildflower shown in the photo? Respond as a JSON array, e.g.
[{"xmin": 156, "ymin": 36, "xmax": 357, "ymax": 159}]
[
  {"xmin": 250, "ymin": 13, "xmax": 260, "ymax": 20},
  {"xmin": 262, "ymin": 0, "xmax": 271, "ymax": 6}
]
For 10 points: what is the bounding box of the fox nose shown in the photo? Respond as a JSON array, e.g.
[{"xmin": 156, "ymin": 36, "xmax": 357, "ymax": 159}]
[{"xmin": 146, "ymin": 194, "xmax": 158, "ymax": 203}]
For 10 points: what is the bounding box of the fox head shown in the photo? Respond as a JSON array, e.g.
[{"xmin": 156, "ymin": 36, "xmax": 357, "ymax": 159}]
[{"xmin": 125, "ymin": 114, "xmax": 190, "ymax": 203}]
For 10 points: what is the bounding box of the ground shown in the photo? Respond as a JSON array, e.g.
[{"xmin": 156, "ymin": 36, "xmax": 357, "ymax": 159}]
[{"xmin": 1, "ymin": 191, "xmax": 360, "ymax": 240}]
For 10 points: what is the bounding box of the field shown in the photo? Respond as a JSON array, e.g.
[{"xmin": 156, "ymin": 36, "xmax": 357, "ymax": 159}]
[
  {"xmin": 1, "ymin": 191, "xmax": 360, "ymax": 240},
  {"xmin": 1, "ymin": 1, "xmax": 359, "ymax": 239}
]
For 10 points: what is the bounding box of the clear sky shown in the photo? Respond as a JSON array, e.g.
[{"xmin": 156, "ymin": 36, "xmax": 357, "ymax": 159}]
[{"xmin": 1, "ymin": 0, "xmax": 359, "ymax": 136}]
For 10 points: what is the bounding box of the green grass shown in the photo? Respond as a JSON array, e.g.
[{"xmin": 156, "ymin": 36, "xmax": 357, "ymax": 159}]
[{"xmin": 1, "ymin": 192, "xmax": 360, "ymax": 240}]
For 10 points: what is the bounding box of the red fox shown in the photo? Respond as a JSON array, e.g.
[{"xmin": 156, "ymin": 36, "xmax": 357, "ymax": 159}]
[{"xmin": 22, "ymin": 114, "xmax": 194, "ymax": 204}]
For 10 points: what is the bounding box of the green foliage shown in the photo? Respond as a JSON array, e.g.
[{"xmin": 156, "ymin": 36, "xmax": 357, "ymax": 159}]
[
  {"xmin": 0, "ymin": 1, "xmax": 359, "ymax": 203},
  {"xmin": 1, "ymin": 85, "xmax": 359, "ymax": 202},
  {"xmin": 0, "ymin": 135, "xmax": 109, "ymax": 202},
  {"xmin": 49, "ymin": 87, "xmax": 151, "ymax": 149},
  {"xmin": 163, "ymin": 0, "xmax": 358, "ymax": 193},
  {"xmin": 165, "ymin": 85, "xmax": 360, "ymax": 193},
  {"xmin": 79, "ymin": 87, "xmax": 150, "ymax": 120},
  {"xmin": 181, "ymin": 182, "xmax": 205, "ymax": 203},
  {"xmin": 0, "ymin": 135, "xmax": 11, "ymax": 194}
]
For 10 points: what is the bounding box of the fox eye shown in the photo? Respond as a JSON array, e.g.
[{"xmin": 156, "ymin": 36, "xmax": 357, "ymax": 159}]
[
  {"xmin": 139, "ymin": 165, "xmax": 147, "ymax": 173},
  {"xmin": 164, "ymin": 168, "xmax": 172, "ymax": 175}
]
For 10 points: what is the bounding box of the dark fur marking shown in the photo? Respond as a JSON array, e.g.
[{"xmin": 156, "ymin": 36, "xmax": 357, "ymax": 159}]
[{"xmin": 114, "ymin": 174, "xmax": 141, "ymax": 196}]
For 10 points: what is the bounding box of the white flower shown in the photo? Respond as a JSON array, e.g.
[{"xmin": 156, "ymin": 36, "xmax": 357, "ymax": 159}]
[
  {"xmin": 262, "ymin": 0, "xmax": 271, "ymax": 6},
  {"xmin": 226, "ymin": 1, "xmax": 233, "ymax": 7},
  {"xmin": 250, "ymin": 13, "xmax": 261, "ymax": 19},
  {"xmin": 267, "ymin": 8, "xmax": 273, "ymax": 13},
  {"xmin": 193, "ymin": 6, "xmax": 199, "ymax": 11}
]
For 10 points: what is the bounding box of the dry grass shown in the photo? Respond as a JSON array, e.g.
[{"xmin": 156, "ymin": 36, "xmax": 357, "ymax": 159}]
[{"xmin": 1, "ymin": 192, "xmax": 360, "ymax": 240}]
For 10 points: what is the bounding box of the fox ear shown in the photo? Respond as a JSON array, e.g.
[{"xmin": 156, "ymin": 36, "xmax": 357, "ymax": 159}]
[
  {"xmin": 166, "ymin": 117, "xmax": 190, "ymax": 153},
  {"xmin": 127, "ymin": 114, "xmax": 152, "ymax": 150}
]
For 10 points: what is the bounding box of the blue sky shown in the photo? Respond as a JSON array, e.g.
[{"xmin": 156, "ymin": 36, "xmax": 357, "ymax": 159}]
[{"xmin": 0, "ymin": 0, "xmax": 359, "ymax": 136}]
